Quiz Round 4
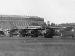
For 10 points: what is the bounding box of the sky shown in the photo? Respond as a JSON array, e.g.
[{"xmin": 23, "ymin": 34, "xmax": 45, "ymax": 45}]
[{"xmin": 0, "ymin": 0, "xmax": 75, "ymax": 24}]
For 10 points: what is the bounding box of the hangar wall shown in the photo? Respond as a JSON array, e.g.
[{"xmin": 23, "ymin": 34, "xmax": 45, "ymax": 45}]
[{"xmin": 0, "ymin": 15, "xmax": 45, "ymax": 30}]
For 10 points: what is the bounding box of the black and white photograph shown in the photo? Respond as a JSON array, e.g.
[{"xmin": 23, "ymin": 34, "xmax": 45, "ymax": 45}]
[{"xmin": 0, "ymin": 0, "xmax": 74, "ymax": 56}]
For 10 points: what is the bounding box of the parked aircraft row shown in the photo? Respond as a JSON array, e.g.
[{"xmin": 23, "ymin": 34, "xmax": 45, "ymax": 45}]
[{"xmin": 0, "ymin": 26, "xmax": 75, "ymax": 38}]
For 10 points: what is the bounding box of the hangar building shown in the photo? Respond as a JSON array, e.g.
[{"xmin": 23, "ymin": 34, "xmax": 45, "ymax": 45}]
[{"xmin": 0, "ymin": 15, "xmax": 45, "ymax": 30}]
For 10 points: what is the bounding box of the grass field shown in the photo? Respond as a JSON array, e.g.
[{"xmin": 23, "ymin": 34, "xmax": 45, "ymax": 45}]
[{"xmin": 0, "ymin": 37, "xmax": 75, "ymax": 56}]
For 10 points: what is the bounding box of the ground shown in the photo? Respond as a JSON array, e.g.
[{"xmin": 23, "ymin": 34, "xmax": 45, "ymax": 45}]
[{"xmin": 0, "ymin": 37, "xmax": 75, "ymax": 56}]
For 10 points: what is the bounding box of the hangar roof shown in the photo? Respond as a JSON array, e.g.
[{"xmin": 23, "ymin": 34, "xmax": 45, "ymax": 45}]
[{"xmin": 0, "ymin": 15, "xmax": 44, "ymax": 21}]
